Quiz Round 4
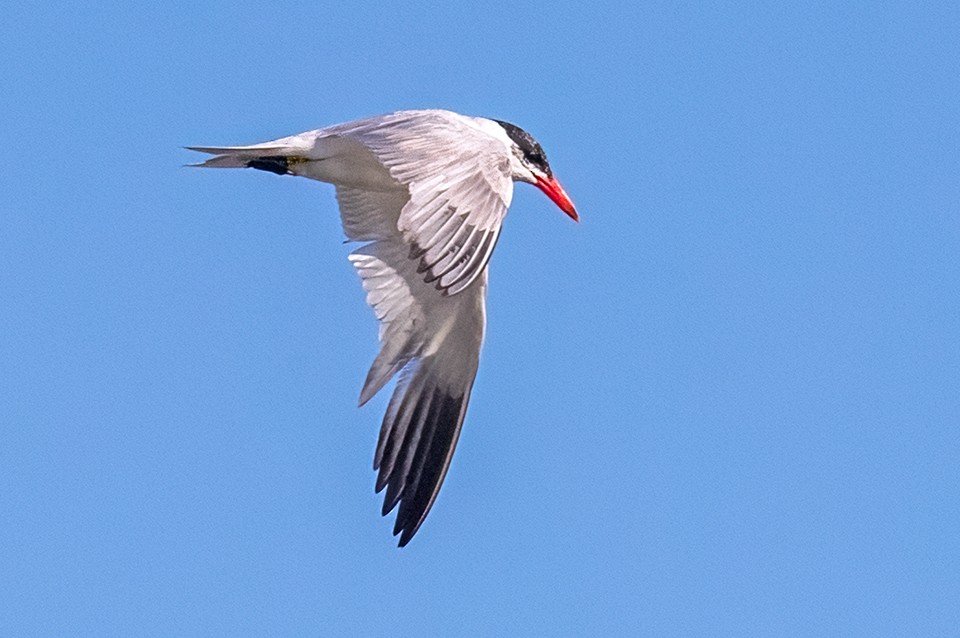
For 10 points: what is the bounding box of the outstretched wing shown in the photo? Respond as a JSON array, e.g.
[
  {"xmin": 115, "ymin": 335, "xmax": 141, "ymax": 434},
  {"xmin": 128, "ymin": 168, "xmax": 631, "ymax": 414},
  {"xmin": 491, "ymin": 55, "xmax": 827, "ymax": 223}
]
[{"xmin": 337, "ymin": 181, "xmax": 487, "ymax": 546}]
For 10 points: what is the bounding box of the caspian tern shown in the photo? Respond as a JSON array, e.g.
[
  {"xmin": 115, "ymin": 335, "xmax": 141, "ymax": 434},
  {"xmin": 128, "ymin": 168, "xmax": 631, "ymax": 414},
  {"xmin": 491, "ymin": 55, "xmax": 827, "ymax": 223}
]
[{"xmin": 189, "ymin": 109, "xmax": 577, "ymax": 546}]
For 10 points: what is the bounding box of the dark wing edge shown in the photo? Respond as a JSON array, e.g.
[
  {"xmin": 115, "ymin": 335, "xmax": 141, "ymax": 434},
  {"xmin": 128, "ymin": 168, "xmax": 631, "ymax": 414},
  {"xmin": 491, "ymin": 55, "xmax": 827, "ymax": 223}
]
[{"xmin": 373, "ymin": 359, "xmax": 476, "ymax": 547}]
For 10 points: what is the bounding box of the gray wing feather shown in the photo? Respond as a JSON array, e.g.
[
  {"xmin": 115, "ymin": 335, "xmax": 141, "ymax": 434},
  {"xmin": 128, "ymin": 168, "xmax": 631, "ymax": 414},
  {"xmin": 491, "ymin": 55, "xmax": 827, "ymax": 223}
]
[{"xmin": 329, "ymin": 111, "xmax": 512, "ymax": 296}]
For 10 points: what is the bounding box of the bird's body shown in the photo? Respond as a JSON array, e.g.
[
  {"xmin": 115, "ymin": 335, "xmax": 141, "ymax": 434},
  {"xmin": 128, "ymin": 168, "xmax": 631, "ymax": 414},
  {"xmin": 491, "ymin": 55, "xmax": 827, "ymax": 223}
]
[{"xmin": 189, "ymin": 109, "xmax": 577, "ymax": 546}]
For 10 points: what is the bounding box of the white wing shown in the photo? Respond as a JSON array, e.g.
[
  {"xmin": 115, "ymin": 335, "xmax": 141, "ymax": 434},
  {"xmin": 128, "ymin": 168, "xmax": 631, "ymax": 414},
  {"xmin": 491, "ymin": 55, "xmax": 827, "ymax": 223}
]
[{"xmin": 326, "ymin": 110, "xmax": 513, "ymax": 295}]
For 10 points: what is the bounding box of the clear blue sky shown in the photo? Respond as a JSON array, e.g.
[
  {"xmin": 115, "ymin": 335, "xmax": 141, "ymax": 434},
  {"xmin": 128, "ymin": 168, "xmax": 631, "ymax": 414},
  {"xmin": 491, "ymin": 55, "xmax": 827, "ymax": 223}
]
[{"xmin": 2, "ymin": 3, "xmax": 958, "ymax": 636}]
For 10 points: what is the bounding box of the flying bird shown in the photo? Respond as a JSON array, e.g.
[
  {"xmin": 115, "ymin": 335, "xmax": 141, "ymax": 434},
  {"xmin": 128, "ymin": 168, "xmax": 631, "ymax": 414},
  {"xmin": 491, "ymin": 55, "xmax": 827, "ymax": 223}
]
[{"xmin": 188, "ymin": 109, "xmax": 578, "ymax": 546}]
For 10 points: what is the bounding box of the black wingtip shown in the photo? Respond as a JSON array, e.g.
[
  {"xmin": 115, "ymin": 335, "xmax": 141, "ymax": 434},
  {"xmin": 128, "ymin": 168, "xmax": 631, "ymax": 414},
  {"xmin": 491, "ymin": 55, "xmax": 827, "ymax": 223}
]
[
  {"xmin": 381, "ymin": 483, "xmax": 402, "ymax": 516},
  {"xmin": 380, "ymin": 389, "xmax": 467, "ymax": 548},
  {"xmin": 395, "ymin": 518, "xmax": 426, "ymax": 548}
]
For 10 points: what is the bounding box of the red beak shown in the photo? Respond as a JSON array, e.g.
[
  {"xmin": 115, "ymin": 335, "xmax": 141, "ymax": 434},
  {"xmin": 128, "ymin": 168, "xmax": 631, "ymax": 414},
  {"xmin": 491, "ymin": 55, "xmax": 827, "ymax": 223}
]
[{"xmin": 534, "ymin": 175, "xmax": 579, "ymax": 222}]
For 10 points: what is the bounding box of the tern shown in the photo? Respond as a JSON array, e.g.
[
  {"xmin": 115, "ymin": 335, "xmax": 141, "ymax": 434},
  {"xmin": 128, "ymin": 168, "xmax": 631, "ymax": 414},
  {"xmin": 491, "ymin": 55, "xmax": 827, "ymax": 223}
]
[{"xmin": 189, "ymin": 109, "xmax": 578, "ymax": 546}]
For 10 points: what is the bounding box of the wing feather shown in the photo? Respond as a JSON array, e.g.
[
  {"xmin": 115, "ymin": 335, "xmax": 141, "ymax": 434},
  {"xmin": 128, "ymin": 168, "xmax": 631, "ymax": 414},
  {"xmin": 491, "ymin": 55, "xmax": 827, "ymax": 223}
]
[
  {"xmin": 336, "ymin": 170, "xmax": 487, "ymax": 545},
  {"xmin": 328, "ymin": 111, "xmax": 512, "ymax": 295}
]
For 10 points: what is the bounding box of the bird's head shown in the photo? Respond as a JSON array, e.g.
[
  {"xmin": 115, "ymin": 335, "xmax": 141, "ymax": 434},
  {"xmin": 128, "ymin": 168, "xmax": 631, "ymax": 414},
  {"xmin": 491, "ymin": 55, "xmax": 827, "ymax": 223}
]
[{"xmin": 494, "ymin": 119, "xmax": 579, "ymax": 222}]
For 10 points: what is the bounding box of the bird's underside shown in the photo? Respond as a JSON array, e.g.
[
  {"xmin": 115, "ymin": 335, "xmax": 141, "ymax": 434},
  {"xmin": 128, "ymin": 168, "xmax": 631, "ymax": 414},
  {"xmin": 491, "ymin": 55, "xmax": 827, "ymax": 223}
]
[{"xmin": 189, "ymin": 109, "xmax": 577, "ymax": 546}]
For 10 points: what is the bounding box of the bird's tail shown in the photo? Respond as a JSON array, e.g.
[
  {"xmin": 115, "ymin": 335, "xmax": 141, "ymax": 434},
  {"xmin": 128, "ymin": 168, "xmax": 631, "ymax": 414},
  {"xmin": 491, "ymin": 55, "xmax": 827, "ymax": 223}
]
[{"xmin": 184, "ymin": 143, "xmax": 293, "ymax": 172}]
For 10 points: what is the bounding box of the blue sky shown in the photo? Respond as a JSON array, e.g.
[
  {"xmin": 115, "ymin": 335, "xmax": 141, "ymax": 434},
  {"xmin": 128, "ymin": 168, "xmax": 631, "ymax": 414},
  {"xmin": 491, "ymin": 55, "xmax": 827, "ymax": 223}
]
[{"xmin": 2, "ymin": 2, "xmax": 958, "ymax": 635}]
